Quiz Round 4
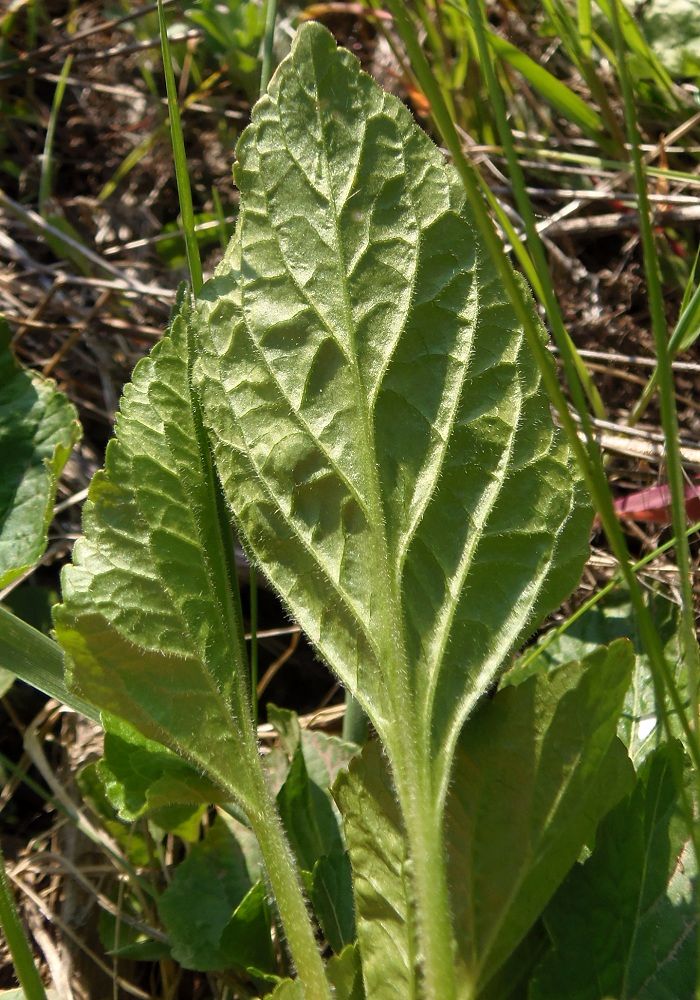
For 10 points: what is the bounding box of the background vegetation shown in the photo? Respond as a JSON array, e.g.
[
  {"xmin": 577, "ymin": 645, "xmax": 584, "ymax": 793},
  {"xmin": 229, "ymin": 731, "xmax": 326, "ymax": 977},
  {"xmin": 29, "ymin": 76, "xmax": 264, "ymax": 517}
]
[{"xmin": 1, "ymin": 0, "xmax": 700, "ymax": 996}]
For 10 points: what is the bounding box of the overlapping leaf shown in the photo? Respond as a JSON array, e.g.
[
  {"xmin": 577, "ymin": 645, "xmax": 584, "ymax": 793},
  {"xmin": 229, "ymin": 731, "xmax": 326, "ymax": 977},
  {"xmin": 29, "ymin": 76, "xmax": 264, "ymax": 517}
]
[
  {"xmin": 0, "ymin": 318, "xmax": 80, "ymax": 589},
  {"xmin": 335, "ymin": 641, "xmax": 634, "ymax": 998},
  {"xmin": 531, "ymin": 741, "xmax": 697, "ymax": 999},
  {"xmin": 195, "ymin": 22, "xmax": 591, "ymax": 800},
  {"xmin": 447, "ymin": 640, "xmax": 634, "ymax": 990},
  {"xmin": 509, "ymin": 590, "xmax": 683, "ymax": 764},
  {"xmin": 54, "ymin": 295, "xmax": 254, "ymax": 805}
]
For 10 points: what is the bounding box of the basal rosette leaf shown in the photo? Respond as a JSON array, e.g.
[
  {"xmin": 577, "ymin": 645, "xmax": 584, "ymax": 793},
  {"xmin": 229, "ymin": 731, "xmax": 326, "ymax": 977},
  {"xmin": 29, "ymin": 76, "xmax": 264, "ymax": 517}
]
[
  {"xmin": 0, "ymin": 318, "xmax": 81, "ymax": 589},
  {"xmin": 54, "ymin": 294, "xmax": 254, "ymax": 805},
  {"xmin": 195, "ymin": 22, "xmax": 591, "ymax": 801}
]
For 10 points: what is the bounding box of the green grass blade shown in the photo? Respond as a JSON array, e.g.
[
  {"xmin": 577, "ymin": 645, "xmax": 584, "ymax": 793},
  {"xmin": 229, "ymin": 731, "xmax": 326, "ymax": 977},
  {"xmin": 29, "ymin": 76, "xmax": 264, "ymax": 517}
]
[
  {"xmin": 595, "ymin": 0, "xmax": 676, "ymax": 98},
  {"xmin": 578, "ymin": 0, "xmax": 593, "ymax": 55},
  {"xmin": 519, "ymin": 519, "xmax": 700, "ymax": 672},
  {"xmin": 486, "ymin": 30, "xmax": 604, "ymax": 139},
  {"xmin": 467, "ymin": 2, "xmax": 607, "ymax": 423},
  {"xmin": 0, "ymin": 843, "xmax": 48, "ymax": 1000},
  {"xmin": 0, "ymin": 605, "xmax": 99, "ymax": 722},
  {"xmin": 630, "ymin": 275, "xmax": 700, "ymax": 424},
  {"xmin": 259, "ymin": 0, "xmax": 278, "ymax": 93},
  {"xmin": 609, "ymin": 0, "xmax": 700, "ymax": 731},
  {"xmin": 38, "ymin": 53, "xmax": 73, "ymax": 215},
  {"xmin": 157, "ymin": 0, "xmax": 202, "ymax": 295}
]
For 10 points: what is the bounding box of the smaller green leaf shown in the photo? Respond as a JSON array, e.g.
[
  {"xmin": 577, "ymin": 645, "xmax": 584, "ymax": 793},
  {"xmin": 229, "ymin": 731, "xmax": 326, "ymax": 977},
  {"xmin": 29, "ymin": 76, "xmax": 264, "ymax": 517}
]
[
  {"xmin": 276, "ymin": 745, "xmax": 344, "ymax": 875},
  {"xmin": 333, "ymin": 742, "xmax": 415, "ymax": 1000},
  {"xmin": 99, "ymin": 904, "xmax": 171, "ymax": 962},
  {"xmin": 310, "ymin": 850, "xmax": 356, "ymax": 954},
  {"xmin": 264, "ymin": 980, "xmax": 304, "ymax": 999},
  {"xmin": 448, "ymin": 639, "xmax": 635, "ymax": 989},
  {"xmin": 0, "ymin": 318, "xmax": 80, "ymax": 589},
  {"xmin": 531, "ymin": 741, "xmax": 697, "ymax": 999},
  {"xmin": 97, "ymin": 714, "xmax": 226, "ymax": 822},
  {"xmin": 219, "ymin": 880, "xmax": 275, "ymax": 977},
  {"xmin": 267, "ymin": 704, "xmax": 302, "ymax": 759},
  {"xmin": 327, "ymin": 942, "xmax": 364, "ymax": 1000},
  {"xmin": 77, "ymin": 763, "xmax": 152, "ymax": 866},
  {"xmin": 511, "ymin": 590, "xmax": 682, "ymax": 763},
  {"xmin": 158, "ymin": 815, "xmax": 256, "ymax": 971},
  {"xmin": 268, "ymin": 704, "xmax": 358, "ymax": 789}
]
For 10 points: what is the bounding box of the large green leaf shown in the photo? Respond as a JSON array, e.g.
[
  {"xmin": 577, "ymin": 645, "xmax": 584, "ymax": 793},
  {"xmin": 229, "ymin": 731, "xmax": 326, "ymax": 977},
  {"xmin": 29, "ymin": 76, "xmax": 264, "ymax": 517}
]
[
  {"xmin": 54, "ymin": 294, "xmax": 254, "ymax": 807},
  {"xmin": 447, "ymin": 639, "xmax": 635, "ymax": 991},
  {"xmin": 335, "ymin": 642, "xmax": 634, "ymax": 998},
  {"xmin": 531, "ymin": 741, "xmax": 697, "ymax": 999},
  {"xmin": 195, "ymin": 21, "xmax": 591, "ymax": 803},
  {"xmin": 0, "ymin": 318, "xmax": 80, "ymax": 589}
]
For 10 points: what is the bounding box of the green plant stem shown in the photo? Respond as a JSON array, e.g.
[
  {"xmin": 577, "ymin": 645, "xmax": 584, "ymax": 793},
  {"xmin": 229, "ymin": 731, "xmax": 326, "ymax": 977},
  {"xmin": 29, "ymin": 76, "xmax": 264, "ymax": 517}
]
[
  {"xmin": 0, "ymin": 844, "xmax": 47, "ymax": 1000},
  {"xmin": 260, "ymin": 0, "xmax": 278, "ymax": 93},
  {"xmin": 249, "ymin": 564, "xmax": 258, "ymax": 726},
  {"xmin": 244, "ymin": 752, "xmax": 332, "ymax": 999},
  {"xmin": 381, "ymin": 0, "xmax": 700, "ymax": 785},
  {"xmin": 466, "ymin": 0, "xmax": 606, "ymax": 425},
  {"xmin": 158, "ymin": 0, "xmax": 203, "ymax": 295},
  {"xmin": 394, "ymin": 753, "xmax": 461, "ymax": 1000},
  {"xmin": 630, "ymin": 278, "xmax": 700, "ymax": 424},
  {"xmin": 609, "ymin": 0, "xmax": 700, "ymax": 734}
]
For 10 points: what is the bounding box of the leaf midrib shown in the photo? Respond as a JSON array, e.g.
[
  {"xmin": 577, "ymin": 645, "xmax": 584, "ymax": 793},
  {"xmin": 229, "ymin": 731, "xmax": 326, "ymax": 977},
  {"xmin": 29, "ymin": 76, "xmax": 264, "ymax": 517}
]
[{"xmin": 305, "ymin": 46, "xmax": 410, "ymax": 702}]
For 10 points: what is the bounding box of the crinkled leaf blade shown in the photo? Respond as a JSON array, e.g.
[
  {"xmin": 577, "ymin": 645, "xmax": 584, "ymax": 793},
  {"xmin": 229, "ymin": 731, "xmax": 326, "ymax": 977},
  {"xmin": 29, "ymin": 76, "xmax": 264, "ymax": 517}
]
[
  {"xmin": 309, "ymin": 850, "xmax": 356, "ymax": 955},
  {"xmin": 0, "ymin": 318, "xmax": 80, "ymax": 589},
  {"xmin": 195, "ymin": 22, "xmax": 591, "ymax": 798},
  {"xmin": 54, "ymin": 295, "xmax": 252, "ymax": 804},
  {"xmin": 531, "ymin": 740, "xmax": 697, "ymax": 999},
  {"xmin": 276, "ymin": 743, "xmax": 344, "ymax": 874},
  {"xmin": 327, "ymin": 942, "xmax": 364, "ymax": 999}
]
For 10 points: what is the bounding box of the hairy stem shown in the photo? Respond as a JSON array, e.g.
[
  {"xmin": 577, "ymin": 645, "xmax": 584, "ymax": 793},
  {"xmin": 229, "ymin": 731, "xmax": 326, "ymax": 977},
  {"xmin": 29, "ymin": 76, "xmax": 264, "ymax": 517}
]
[
  {"xmin": 393, "ymin": 743, "xmax": 462, "ymax": 1000},
  {"xmin": 243, "ymin": 749, "xmax": 331, "ymax": 998}
]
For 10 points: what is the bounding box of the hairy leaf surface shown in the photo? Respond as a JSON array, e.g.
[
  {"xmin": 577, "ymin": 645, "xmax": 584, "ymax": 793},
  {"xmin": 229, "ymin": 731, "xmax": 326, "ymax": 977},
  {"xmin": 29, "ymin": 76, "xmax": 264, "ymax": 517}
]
[
  {"xmin": 55, "ymin": 295, "xmax": 254, "ymax": 805},
  {"xmin": 195, "ymin": 22, "xmax": 591, "ymax": 799},
  {"xmin": 0, "ymin": 318, "xmax": 80, "ymax": 589}
]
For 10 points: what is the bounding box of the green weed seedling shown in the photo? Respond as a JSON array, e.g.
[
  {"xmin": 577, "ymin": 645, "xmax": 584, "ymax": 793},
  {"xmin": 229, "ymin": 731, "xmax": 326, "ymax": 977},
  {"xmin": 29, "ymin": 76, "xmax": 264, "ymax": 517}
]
[{"xmin": 1, "ymin": 21, "xmax": 696, "ymax": 1000}]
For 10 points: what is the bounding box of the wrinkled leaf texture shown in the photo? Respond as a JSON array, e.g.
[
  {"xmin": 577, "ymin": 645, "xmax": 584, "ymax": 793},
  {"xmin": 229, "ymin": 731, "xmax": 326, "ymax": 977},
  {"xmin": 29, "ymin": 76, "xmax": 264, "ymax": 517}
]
[
  {"xmin": 195, "ymin": 22, "xmax": 591, "ymax": 802},
  {"xmin": 55, "ymin": 294, "xmax": 255, "ymax": 807}
]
